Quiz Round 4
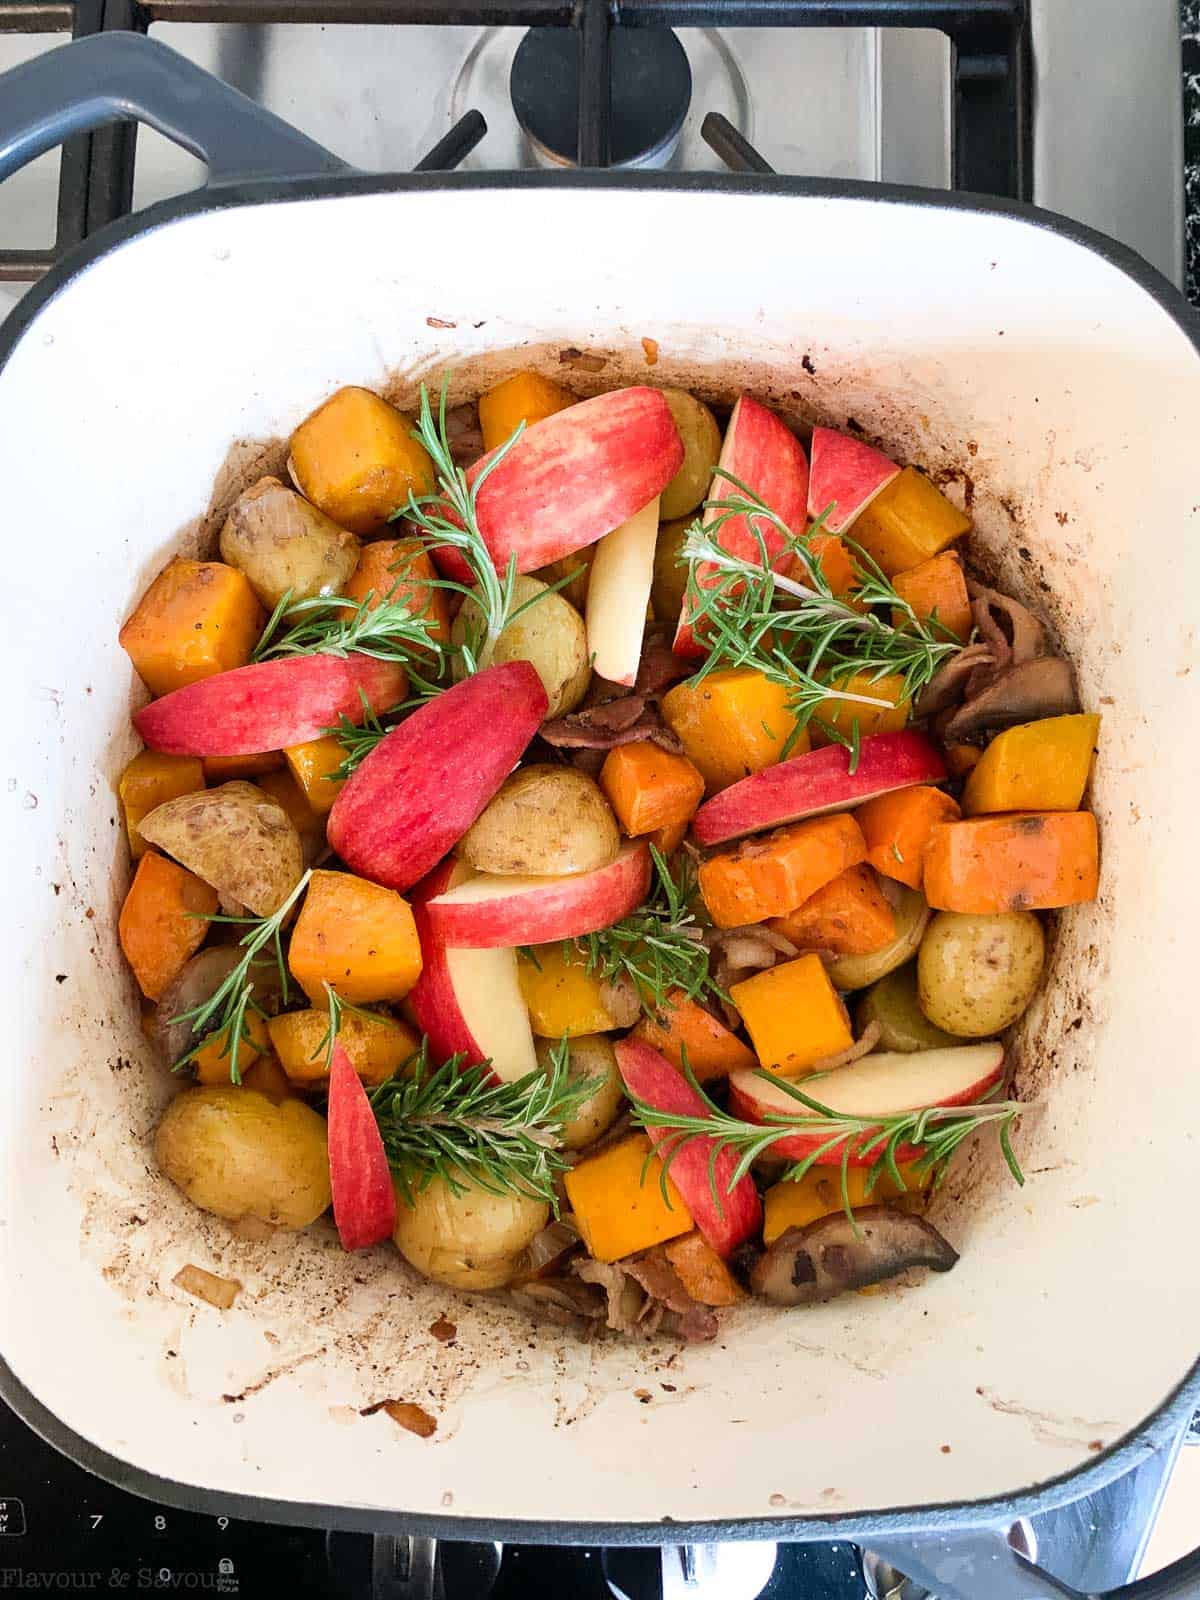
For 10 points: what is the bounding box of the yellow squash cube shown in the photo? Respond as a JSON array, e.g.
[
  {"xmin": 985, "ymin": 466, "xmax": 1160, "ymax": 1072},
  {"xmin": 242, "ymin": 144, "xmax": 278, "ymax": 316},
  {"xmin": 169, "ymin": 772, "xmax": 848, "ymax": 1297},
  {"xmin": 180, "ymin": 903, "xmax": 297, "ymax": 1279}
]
[
  {"xmin": 190, "ymin": 1010, "xmax": 271, "ymax": 1085},
  {"xmin": 812, "ymin": 670, "xmax": 910, "ymax": 743},
  {"xmin": 962, "ymin": 713, "xmax": 1100, "ymax": 816},
  {"xmin": 730, "ymin": 954, "xmax": 853, "ymax": 1076},
  {"xmin": 763, "ymin": 1163, "xmax": 933, "ymax": 1243},
  {"xmin": 851, "ymin": 466, "xmax": 971, "ymax": 577},
  {"xmin": 661, "ymin": 668, "xmax": 808, "ymax": 793},
  {"xmin": 119, "ymin": 559, "xmax": 264, "ymax": 698},
  {"xmin": 478, "ymin": 370, "xmax": 575, "ymax": 454},
  {"xmin": 288, "ymin": 869, "xmax": 422, "ymax": 1005},
  {"xmin": 564, "ymin": 1133, "xmax": 692, "ymax": 1262},
  {"xmin": 289, "ymin": 386, "xmax": 435, "ymax": 534},
  {"xmin": 284, "ymin": 736, "xmax": 347, "ymax": 817},
  {"xmin": 119, "ymin": 751, "xmax": 205, "ymax": 858},
  {"xmin": 268, "ymin": 1007, "xmax": 419, "ymax": 1086},
  {"xmin": 517, "ymin": 945, "xmax": 624, "ymax": 1037}
]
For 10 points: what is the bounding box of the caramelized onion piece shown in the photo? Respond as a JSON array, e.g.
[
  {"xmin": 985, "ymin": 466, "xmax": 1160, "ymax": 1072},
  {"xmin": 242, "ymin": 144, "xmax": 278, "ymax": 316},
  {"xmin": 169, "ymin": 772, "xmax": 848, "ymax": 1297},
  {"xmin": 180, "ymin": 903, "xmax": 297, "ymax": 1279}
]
[{"xmin": 172, "ymin": 1263, "xmax": 242, "ymax": 1310}]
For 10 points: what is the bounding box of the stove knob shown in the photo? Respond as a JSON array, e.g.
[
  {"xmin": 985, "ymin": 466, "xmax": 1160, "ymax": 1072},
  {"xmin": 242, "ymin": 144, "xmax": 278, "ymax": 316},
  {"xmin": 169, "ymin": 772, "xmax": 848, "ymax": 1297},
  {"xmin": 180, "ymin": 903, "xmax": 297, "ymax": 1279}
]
[
  {"xmin": 604, "ymin": 1542, "xmax": 777, "ymax": 1600},
  {"xmin": 860, "ymin": 1551, "xmax": 930, "ymax": 1600},
  {"xmin": 326, "ymin": 1532, "xmax": 502, "ymax": 1599}
]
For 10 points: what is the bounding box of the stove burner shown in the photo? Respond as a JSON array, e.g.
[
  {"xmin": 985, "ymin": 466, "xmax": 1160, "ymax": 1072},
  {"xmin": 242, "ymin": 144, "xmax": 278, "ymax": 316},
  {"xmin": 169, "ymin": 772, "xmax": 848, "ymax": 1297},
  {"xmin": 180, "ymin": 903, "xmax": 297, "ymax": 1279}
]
[{"xmin": 510, "ymin": 27, "xmax": 693, "ymax": 170}]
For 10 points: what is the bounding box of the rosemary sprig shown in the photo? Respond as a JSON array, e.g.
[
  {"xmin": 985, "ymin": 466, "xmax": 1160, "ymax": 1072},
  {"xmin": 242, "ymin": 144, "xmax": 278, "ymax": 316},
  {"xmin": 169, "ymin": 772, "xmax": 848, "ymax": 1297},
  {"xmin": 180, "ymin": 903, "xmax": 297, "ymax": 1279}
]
[
  {"xmin": 314, "ymin": 981, "xmax": 395, "ymax": 1072},
  {"xmin": 680, "ymin": 470, "xmax": 964, "ymax": 747},
  {"xmin": 627, "ymin": 1059, "xmax": 1025, "ymax": 1228},
  {"xmin": 570, "ymin": 846, "xmax": 720, "ymax": 1016},
  {"xmin": 253, "ymin": 586, "xmax": 446, "ymax": 667},
  {"xmin": 171, "ymin": 869, "xmax": 311, "ymax": 1084},
  {"xmin": 370, "ymin": 1037, "xmax": 596, "ymax": 1212}
]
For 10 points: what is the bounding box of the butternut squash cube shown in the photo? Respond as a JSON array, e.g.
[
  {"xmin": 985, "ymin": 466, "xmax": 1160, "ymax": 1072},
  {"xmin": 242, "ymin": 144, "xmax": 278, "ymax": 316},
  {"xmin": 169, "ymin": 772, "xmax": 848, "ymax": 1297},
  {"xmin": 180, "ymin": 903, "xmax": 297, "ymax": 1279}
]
[
  {"xmin": 698, "ymin": 813, "xmax": 867, "ymax": 929},
  {"xmin": 478, "ymin": 370, "xmax": 575, "ymax": 454},
  {"xmin": 268, "ymin": 1007, "xmax": 419, "ymax": 1086},
  {"xmin": 340, "ymin": 537, "xmax": 449, "ymax": 647},
  {"xmin": 850, "ymin": 466, "xmax": 971, "ymax": 576},
  {"xmin": 661, "ymin": 668, "xmax": 808, "ymax": 794},
  {"xmin": 517, "ymin": 945, "xmax": 625, "ymax": 1037},
  {"xmin": 202, "ymin": 751, "xmax": 285, "ymax": 782},
  {"xmin": 283, "ymin": 736, "xmax": 346, "ymax": 817},
  {"xmin": 240, "ymin": 1051, "xmax": 294, "ymax": 1104},
  {"xmin": 811, "ymin": 670, "xmax": 910, "ymax": 743},
  {"xmin": 768, "ymin": 863, "xmax": 896, "ymax": 956},
  {"xmin": 119, "ymin": 559, "xmax": 264, "ymax": 698},
  {"xmin": 191, "ymin": 1009, "xmax": 271, "ymax": 1085},
  {"xmin": 762, "ymin": 1163, "xmax": 932, "ymax": 1243},
  {"xmin": 891, "ymin": 550, "xmax": 972, "ymax": 640},
  {"xmin": 600, "ymin": 741, "xmax": 704, "ymax": 837},
  {"xmin": 119, "ymin": 751, "xmax": 205, "ymax": 858},
  {"xmin": 289, "ymin": 387, "xmax": 435, "ymax": 535},
  {"xmin": 564, "ymin": 1133, "xmax": 692, "ymax": 1262},
  {"xmin": 255, "ymin": 768, "xmax": 324, "ymax": 857},
  {"xmin": 730, "ymin": 953, "xmax": 853, "ymax": 1076},
  {"xmin": 288, "ymin": 868, "xmax": 422, "ymax": 1004},
  {"xmin": 961, "ymin": 713, "xmax": 1100, "ymax": 816},
  {"xmin": 118, "ymin": 852, "xmax": 218, "ymax": 1001}
]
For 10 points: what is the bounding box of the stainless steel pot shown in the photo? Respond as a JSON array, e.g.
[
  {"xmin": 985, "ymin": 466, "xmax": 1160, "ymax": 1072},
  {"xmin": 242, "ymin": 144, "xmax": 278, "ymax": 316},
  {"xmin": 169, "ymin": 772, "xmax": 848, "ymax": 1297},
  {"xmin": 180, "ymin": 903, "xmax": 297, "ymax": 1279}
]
[{"xmin": 1, "ymin": 33, "xmax": 1199, "ymax": 1599}]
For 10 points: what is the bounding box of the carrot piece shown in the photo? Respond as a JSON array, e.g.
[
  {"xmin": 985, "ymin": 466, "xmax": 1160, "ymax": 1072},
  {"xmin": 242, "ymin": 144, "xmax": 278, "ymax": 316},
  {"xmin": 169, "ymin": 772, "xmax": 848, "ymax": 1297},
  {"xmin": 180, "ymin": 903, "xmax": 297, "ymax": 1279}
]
[
  {"xmin": 730, "ymin": 953, "xmax": 853, "ymax": 1076},
  {"xmin": 944, "ymin": 744, "xmax": 982, "ymax": 779},
  {"xmin": 477, "ymin": 371, "xmax": 575, "ymax": 455},
  {"xmin": 923, "ymin": 811, "xmax": 1099, "ymax": 913},
  {"xmin": 119, "ymin": 751, "xmax": 205, "ymax": 858},
  {"xmin": 856, "ymin": 785, "xmax": 961, "ymax": 890},
  {"xmin": 661, "ymin": 668, "xmax": 808, "ymax": 794},
  {"xmin": 284, "ymin": 736, "xmax": 346, "ymax": 817},
  {"xmin": 201, "ymin": 751, "xmax": 285, "ymax": 782},
  {"xmin": 118, "ymin": 852, "xmax": 218, "ymax": 1000},
  {"xmin": 289, "ymin": 387, "xmax": 434, "ymax": 535},
  {"xmin": 663, "ymin": 1232, "xmax": 744, "ymax": 1306},
  {"xmin": 268, "ymin": 1007, "xmax": 419, "ymax": 1086},
  {"xmin": 698, "ymin": 812, "xmax": 866, "ymax": 929},
  {"xmin": 811, "ymin": 669, "xmax": 910, "ymax": 743},
  {"xmin": 120, "ymin": 559, "xmax": 264, "ymax": 698},
  {"xmin": 288, "ymin": 868, "xmax": 422, "ymax": 1004},
  {"xmin": 340, "ymin": 537, "xmax": 450, "ymax": 648},
  {"xmin": 850, "ymin": 466, "xmax": 971, "ymax": 576},
  {"xmin": 240, "ymin": 1052, "xmax": 293, "ymax": 1104},
  {"xmin": 631, "ymin": 988, "xmax": 756, "ymax": 1082},
  {"xmin": 191, "ymin": 1010, "xmax": 271, "ymax": 1084},
  {"xmin": 563, "ymin": 1133, "xmax": 691, "ymax": 1262},
  {"xmin": 961, "ymin": 713, "xmax": 1100, "ymax": 816},
  {"xmin": 892, "ymin": 550, "xmax": 972, "ymax": 640},
  {"xmin": 768, "ymin": 863, "xmax": 896, "ymax": 956},
  {"xmin": 599, "ymin": 741, "xmax": 704, "ymax": 837}
]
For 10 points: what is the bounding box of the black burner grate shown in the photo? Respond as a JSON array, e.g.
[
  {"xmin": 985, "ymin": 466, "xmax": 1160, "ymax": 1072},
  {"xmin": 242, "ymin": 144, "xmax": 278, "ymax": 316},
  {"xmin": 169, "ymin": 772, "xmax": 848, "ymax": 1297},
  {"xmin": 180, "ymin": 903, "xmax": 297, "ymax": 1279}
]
[{"xmin": 0, "ymin": 0, "xmax": 1030, "ymax": 281}]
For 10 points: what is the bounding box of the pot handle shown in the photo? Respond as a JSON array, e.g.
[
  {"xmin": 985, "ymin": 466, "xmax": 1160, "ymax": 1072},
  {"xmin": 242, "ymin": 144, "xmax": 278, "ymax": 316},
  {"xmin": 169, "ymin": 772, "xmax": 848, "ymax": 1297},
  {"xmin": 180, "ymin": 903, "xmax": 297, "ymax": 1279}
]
[
  {"xmin": 870, "ymin": 1530, "xmax": 1200, "ymax": 1600},
  {"xmin": 0, "ymin": 31, "xmax": 349, "ymax": 190}
]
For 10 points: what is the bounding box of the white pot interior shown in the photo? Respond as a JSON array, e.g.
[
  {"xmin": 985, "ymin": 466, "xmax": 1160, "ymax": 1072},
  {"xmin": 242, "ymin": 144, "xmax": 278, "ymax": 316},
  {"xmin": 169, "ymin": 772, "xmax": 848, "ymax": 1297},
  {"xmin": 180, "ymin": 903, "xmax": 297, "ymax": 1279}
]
[{"xmin": 1, "ymin": 182, "xmax": 1197, "ymax": 1528}]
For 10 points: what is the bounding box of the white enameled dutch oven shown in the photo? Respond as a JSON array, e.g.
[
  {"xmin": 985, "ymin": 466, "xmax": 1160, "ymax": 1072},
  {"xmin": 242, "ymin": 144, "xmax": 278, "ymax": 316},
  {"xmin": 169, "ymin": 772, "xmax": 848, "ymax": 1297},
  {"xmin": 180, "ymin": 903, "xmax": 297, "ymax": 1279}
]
[{"xmin": 2, "ymin": 33, "xmax": 1199, "ymax": 1600}]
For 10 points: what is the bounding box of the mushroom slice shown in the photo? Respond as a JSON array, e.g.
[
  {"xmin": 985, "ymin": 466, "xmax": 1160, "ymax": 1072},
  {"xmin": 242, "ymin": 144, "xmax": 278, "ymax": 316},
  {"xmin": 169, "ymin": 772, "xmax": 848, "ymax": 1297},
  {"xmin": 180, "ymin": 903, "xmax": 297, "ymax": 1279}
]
[
  {"xmin": 749, "ymin": 1206, "xmax": 958, "ymax": 1306},
  {"xmin": 942, "ymin": 656, "xmax": 1078, "ymax": 742}
]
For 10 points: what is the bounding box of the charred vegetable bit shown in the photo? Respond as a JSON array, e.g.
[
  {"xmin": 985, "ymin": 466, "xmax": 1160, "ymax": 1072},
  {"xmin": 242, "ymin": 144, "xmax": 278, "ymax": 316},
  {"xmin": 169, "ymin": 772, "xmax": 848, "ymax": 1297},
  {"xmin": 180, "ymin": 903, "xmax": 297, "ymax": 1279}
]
[
  {"xmin": 369, "ymin": 1037, "xmax": 597, "ymax": 1211},
  {"xmin": 749, "ymin": 1207, "xmax": 958, "ymax": 1305}
]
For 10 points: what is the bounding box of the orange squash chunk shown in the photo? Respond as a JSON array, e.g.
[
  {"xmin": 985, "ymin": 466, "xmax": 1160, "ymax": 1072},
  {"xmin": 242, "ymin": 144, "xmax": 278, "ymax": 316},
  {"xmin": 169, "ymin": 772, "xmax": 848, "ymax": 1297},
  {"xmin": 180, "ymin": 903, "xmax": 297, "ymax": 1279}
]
[
  {"xmin": 119, "ymin": 752, "xmax": 205, "ymax": 858},
  {"xmin": 632, "ymin": 989, "xmax": 755, "ymax": 1082},
  {"xmin": 118, "ymin": 852, "xmax": 217, "ymax": 1000},
  {"xmin": 923, "ymin": 811, "xmax": 1099, "ymax": 913},
  {"xmin": 730, "ymin": 954, "xmax": 854, "ymax": 1077},
  {"xmin": 340, "ymin": 537, "xmax": 449, "ymax": 648},
  {"xmin": 289, "ymin": 387, "xmax": 434, "ymax": 535},
  {"xmin": 856, "ymin": 785, "xmax": 961, "ymax": 891},
  {"xmin": 698, "ymin": 812, "xmax": 866, "ymax": 929},
  {"xmin": 563, "ymin": 1133, "xmax": 691, "ymax": 1262},
  {"xmin": 477, "ymin": 371, "xmax": 574, "ymax": 454},
  {"xmin": 288, "ymin": 868, "xmax": 422, "ymax": 1004},
  {"xmin": 119, "ymin": 559, "xmax": 263, "ymax": 698},
  {"xmin": 768, "ymin": 863, "xmax": 896, "ymax": 956},
  {"xmin": 600, "ymin": 741, "xmax": 704, "ymax": 837},
  {"xmin": 892, "ymin": 550, "xmax": 972, "ymax": 640}
]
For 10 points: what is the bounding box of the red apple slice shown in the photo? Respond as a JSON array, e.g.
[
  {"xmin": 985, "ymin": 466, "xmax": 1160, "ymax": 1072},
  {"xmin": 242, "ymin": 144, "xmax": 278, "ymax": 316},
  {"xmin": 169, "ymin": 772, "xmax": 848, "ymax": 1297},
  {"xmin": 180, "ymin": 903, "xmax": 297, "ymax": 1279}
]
[
  {"xmin": 433, "ymin": 388, "xmax": 684, "ymax": 582},
  {"xmin": 692, "ymin": 730, "xmax": 947, "ymax": 846},
  {"xmin": 615, "ymin": 1037, "xmax": 762, "ymax": 1257},
  {"xmin": 585, "ymin": 496, "xmax": 660, "ymax": 686},
  {"xmin": 728, "ymin": 1043, "xmax": 1005, "ymax": 1165},
  {"xmin": 327, "ymin": 660, "xmax": 547, "ymax": 892},
  {"xmin": 807, "ymin": 427, "xmax": 900, "ymax": 535},
  {"xmin": 423, "ymin": 840, "xmax": 650, "ymax": 948},
  {"xmin": 673, "ymin": 395, "xmax": 809, "ymax": 658},
  {"xmin": 327, "ymin": 1041, "xmax": 397, "ymax": 1251},
  {"xmin": 134, "ymin": 654, "xmax": 406, "ymax": 756},
  {"xmin": 409, "ymin": 858, "xmax": 538, "ymax": 1082}
]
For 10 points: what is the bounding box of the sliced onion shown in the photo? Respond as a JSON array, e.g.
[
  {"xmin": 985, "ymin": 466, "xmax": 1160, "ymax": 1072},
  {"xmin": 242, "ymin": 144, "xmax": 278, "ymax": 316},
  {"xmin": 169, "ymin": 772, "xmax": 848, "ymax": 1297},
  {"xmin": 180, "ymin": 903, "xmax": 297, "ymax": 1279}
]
[{"xmin": 172, "ymin": 1264, "xmax": 241, "ymax": 1309}]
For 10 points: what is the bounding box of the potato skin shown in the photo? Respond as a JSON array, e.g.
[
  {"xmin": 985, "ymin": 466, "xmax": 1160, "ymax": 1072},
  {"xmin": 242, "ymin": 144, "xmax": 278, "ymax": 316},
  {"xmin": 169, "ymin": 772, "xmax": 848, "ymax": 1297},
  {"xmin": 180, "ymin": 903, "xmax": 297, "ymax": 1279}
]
[
  {"xmin": 659, "ymin": 389, "xmax": 722, "ymax": 521},
  {"xmin": 855, "ymin": 962, "xmax": 961, "ymax": 1052},
  {"xmin": 392, "ymin": 1170, "xmax": 548, "ymax": 1290},
  {"xmin": 460, "ymin": 766, "xmax": 619, "ymax": 876},
  {"xmin": 155, "ymin": 1086, "xmax": 331, "ymax": 1227},
  {"xmin": 453, "ymin": 575, "xmax": 589, "ymax": 719},
  {"xmin": 534, "ymin": 1034, "xmax": 624, "ymax": 1151},
  {"xmin": 219, "ymin": 476, "xmax": 360, "ymax": 609},
  {"xmin": 138, "ymin": 781, "xmax": 304, "ymax": 916},
  {"xmin": 825, "ymin": 887, "xmax": 931, "ymax": 992},
  {"xmin": 918, "ymin": 910, "xmax": 1045, "ymax": 1036},
  {"xmin": 651, "ymin": 516, "xmax": 692, "ymax": 627}
]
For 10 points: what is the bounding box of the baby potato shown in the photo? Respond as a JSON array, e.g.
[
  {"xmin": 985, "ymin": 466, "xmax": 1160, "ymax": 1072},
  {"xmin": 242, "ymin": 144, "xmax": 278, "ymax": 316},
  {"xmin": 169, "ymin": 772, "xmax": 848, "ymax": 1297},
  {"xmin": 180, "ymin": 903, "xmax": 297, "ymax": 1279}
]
[
  {"xmin": 453, "ymin": 575, "xmax": 590, "ymax": 719},
  {"xmin": 392, "ymin": 1169, "xmax": 548, "ymax": 1290},
  {"xmin": 918, "ymin": 911, "xmax": 1045, "ymax": 1037},
  {"xmin": 659, "ymin": 389, "xmax": 722, "ymax": 520},
  {"xmin": 138, "ymin": 781, "xmax": 304, "ymax": 916},
  {"xmin": 218, "ymin": 476, "xmax": 360, "ymax": 610},
  {"xmin": 460, "ymin": 765, "xmax": 619, "ymax": 876},
  {"xmin": 155, "ymin": 1086, "xmax": 331, "ymax": 1227},
  {"xmin": 825, "ymin": 886, "xmax": 931, "ymax": 992},
  {"xmin": 652, "ymin": 516, "xmax": 692, "ymax": 626},
  {"xmin": 534, "ymin": 1034, "xmax": 624, "ymax": 1151},
  {"xmin": 533, "ymin": 548, "xmax": 593, "ymax": 613},
  {"xmin": 855, "ymin": 962, "xmax": 962, "ymax": 1053}
]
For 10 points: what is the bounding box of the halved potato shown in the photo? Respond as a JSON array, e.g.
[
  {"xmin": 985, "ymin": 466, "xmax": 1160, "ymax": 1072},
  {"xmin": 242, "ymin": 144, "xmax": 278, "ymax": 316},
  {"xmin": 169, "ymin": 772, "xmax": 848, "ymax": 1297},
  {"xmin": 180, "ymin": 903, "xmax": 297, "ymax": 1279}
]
[
  {"xmin": 459, "ymin": 765, "xmax": 619, "ymax": 876},
  {"xmin": 534, "ymin": 1034, "xmax": 624, "ymax": 1151},
  {"xmin": 824, "ymin": 886, "xmax": 931, "ymax": 991},
  {"xmin": 453, "ymin": 575, "xmax": 590, "ymax": 719},
  {"xmin": 139, "ymin": 781, "xmax": 304, "ymax": 916},
  {"xmin": 659, "ymin": 389, "xmax": 722, "ymax": 520},
  {"xmin": 218, "ymin": 476, "xmax": 360, "ymax": 609},
  {"xmin": 392, "ymin": 1169, "xmax": 548, "ymax": 1290}
]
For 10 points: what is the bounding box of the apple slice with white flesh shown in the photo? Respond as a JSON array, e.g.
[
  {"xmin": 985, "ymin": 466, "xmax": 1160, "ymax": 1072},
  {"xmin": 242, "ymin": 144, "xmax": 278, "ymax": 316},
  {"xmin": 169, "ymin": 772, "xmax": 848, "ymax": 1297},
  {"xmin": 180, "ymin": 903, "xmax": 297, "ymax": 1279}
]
[
  {"xmin": 615, "ymin": 1037, "xmax": 762, "ymax": 1257},
  {"xmin": 327, "ymin": 1041, "xmax": 396, "ymax": 1251},
  {"xmin": 673, "ymin": 395, "xmax": 809, "ymax": 658},
  {"xmin": 728, "ymin": 1043, "xmax": 1005, "ymax": 1166},
  {"xmin": 327, "ymin": 660, "xmax": 547, "ymax": 893},
  {"xmin": 134, "ymin": 654, "xmax": 406, "ymax": 756},
  {"xmin": 424, "ymin": 840, "xmax": 650, "ymax": 948},
  {"xmin": 434, "ymin": 388, "xmax": 684, "ymax": 583},
  {"xmin": 807, "ymin": 427, "xmax": 900, "ymax": 534},
  {"xmin": 585, "ymin": 496, "xmax": 660, "ymax": 687},
  {"xmin": 692, "ymin": 730, "xmax": 947, "ymax": 847},
  {"xmin": 409, "ymin": 859, "xmax": 538, "ymax": 1082}
]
